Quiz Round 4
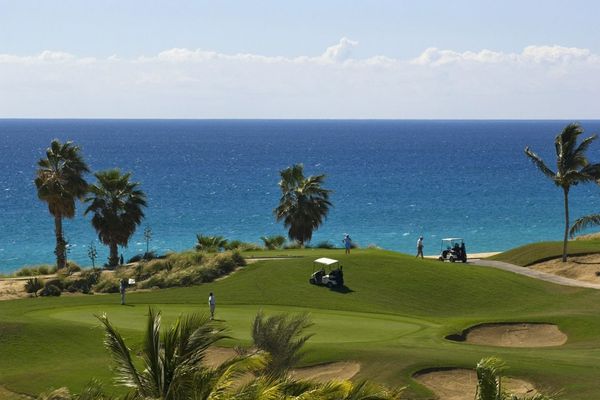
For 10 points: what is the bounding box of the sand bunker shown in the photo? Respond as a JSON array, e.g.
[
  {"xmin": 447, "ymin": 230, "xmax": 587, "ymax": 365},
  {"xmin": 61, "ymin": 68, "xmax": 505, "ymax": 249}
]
[
  {"xmin": 531, "ymin": 254, "xmax": 600, "ymax": 284},
  {"xmin": 0, "ymin": 279, "xmax": 28, "ymax": 301},
  {"xmin": 414, "ymin": 368, "xmax": 536, "ymax": 400},
  {"xmin": 447, "ymin": 323, "xmax": 567, "ymax": 347},
  {"xmin": 204, "ymin": 347, "xmax": 359, "ymax": 382}
]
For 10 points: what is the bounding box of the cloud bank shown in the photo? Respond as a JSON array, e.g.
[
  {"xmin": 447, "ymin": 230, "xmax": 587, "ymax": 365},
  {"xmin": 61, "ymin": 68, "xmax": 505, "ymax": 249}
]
[{"xmin": 1, "ymin": 39, "xmax": 599, "ymax": 118}]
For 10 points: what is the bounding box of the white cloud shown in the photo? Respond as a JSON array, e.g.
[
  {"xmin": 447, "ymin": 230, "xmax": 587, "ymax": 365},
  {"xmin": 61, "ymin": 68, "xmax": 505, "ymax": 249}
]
[
  {"xmin": 319, "ymin": 37, "xmax": 359, "ymax": 62},
  {"xmin": 0, "ymin": 40, "xmax": 599, "ymax": 118}
]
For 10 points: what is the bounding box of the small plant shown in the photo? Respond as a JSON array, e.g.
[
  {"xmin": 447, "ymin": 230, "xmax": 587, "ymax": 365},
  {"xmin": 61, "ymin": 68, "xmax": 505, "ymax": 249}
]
[
  {"xmin": 260, "ymin": 235, "xmax": 286, "ymax": 250},
  {"xmin": 144, "ymin": 225, "xmax": 153, "ymax": 254},
  {"xmin": 25, "ymin": 277, "xmax": 44, "ymax": 297},
  {"xmin": 66, "ymin": 261, "xmax": 81, "ymax": 275},
  {"xmin": 87, "ymin": 241, "xmax": 98, "ymax": 268}
]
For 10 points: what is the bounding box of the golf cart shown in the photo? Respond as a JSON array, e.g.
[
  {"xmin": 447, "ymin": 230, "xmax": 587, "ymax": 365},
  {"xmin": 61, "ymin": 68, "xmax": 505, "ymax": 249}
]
[
  {"xmin": 309, "ymin": 257, "xmax": 344, "ymax": 288},
  {"xmin": 438, "ymin": 238, "xmax": 467, "ymax": 263}
]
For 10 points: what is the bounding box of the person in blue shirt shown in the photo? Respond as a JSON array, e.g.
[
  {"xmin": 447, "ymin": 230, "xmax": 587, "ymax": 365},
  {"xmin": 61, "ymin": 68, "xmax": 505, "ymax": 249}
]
[{"xmin": 342, "ymin": 234, "xmax": 352, "ymax": 254}]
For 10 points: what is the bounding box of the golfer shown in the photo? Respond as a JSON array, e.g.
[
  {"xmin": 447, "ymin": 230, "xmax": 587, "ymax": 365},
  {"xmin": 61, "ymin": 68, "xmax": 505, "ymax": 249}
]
[
  {"xmin": 208, "ymin": 292, "xmax": 216, "ymax": 320},
  {"xmin": 416, "ymin": 236, "xmax": 424, "ymax": 259},
  {"xmin": 119, "ymin": 278, "xmax": 127, "ymax": 305},
  {"xmin": 342, "ymin": 234, "xmax": 352, "ymax": 254}
]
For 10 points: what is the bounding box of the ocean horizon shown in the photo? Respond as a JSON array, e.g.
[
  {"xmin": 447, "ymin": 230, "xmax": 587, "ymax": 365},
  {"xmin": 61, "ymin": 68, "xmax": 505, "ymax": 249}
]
[{"xmin": 2, "ymin": 119, "xmax": 600, "ymax": 273}]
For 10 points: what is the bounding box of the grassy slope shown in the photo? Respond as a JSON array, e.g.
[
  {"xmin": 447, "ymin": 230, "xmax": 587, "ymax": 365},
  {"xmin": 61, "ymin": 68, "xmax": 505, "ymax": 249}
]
[
  {"xmin": 489, "ymin": 240, "xmax": 600, "ymax": 266},
  {"xmin": 2, "ymin": 249, "xmax": 600, "ymax": 398}
]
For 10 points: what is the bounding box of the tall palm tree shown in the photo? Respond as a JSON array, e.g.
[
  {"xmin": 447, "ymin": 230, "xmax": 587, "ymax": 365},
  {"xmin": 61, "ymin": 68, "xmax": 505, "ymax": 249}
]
[
  {"xmin": 85, "ymin": 169, "xmax": 146, "ymax": 267},
  {"xmin": 96, "ymin": 308, "xmax": 241, "ymax": 400},
  {"xmin": 35, "ymin": 139, "xmax": 89, "ymax": 270},
  {"xmin": 274, "ymin": 164, "xmax": 332, "ymax": 246},
  {"xmin": 525, "ymin": 123, "xmax": 600, "ymax": 262}
]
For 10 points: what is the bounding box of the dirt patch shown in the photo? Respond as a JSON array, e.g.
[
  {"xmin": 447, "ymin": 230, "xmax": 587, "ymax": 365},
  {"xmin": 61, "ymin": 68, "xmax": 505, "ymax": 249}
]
[
  {"xmin": 531, "ymin": 254, "xmax": 600, "ymax": 284},
  {"xmin": 447, "ymin": 323, "xmax": 567, "ymax": 347},
  {"xmin": 0, "ymin": 386, "xmax": 33, "ymax": 399},
  {"xmin": 245, "ymin": 256, "xmax": 302, "ymax": 264},
  {"xmin": 414, "ymin": 368, "xmax": 536, "ymax": 400},
  {"xmin": 204, "ymin": 347, "xmax": 359, "ymax": 381}
]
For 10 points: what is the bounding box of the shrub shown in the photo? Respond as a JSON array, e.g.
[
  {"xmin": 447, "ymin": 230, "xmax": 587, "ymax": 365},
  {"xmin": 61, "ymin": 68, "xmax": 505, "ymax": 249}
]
[
  {"xmin": 25, "ymin": 277, "xmax": 44, "ymax": 296},
  {"xmin": 231, "ymin": 250, "xmax": 247, "ymax": 266},
  {"xmin": 195, "ymin": 234, "xmax": 228, "ymax": 252},
  {"xmin": 14, "ymin": 264, "xmax": 57, "ymax": 277},
  {"xmin": 64, "ymin": 269, "xmax": 100, "ymax": 294},
  {"xmin": 283, "ymin": 242, "xmax": 302, "ymax": 249},
  {"xmin": 315, "ymin": 241, "xmax": 336, "ymax": 249},
  {"xmin": 225, "ymin": 240, "xmax": 261, "ymax": 251},
  {"xmin": 134, "ymin": 258, "xmax": 172, "ymax": 281},
  {"xmin": 40, "ymin": 283, "xmax": 61, "ymax": 297},
  {"xmin": 261, "ymin": 235, "xmax": 286, "ymax": 250},
  {"xmin": 128, "ymin": 251, "xmax": 158, "ymax": 263},
  {"xmin": 44, "ymin": 278, "xmax": 65, "ymax": 291},
  {"xmin": 66, "ymin": 262, "xmax": 81, "ymax": 275},
  {"xmin": 93, "ymin": 275, "xmax": 120, "ymax": 293}
]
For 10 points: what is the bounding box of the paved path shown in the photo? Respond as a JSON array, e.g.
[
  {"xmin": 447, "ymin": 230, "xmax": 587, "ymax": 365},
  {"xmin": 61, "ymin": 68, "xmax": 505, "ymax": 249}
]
[{"xmin": 469, "ymin": 259, "xmax": 600, "ymax": 289}]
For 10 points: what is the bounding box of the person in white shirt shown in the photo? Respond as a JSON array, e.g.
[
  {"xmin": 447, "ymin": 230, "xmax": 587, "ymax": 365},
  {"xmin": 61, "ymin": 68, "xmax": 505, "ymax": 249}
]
[
  {"xmin": 416, "ymin": 237, "xmax": 424, "ymax": 259},
  {"xmin": 208, "ymin": 292, "xmax": 216, "ymax": 320}
]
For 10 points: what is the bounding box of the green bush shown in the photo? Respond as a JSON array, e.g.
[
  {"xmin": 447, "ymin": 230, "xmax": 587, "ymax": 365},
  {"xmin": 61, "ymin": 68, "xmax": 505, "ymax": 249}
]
[
  {"xmin": 283, "ymin": 242, "xmax": 302, "ymax": 249},
  {"xmin": 225, "ymin": 240, "xmax": 262, "ymax": 251},
  {"xmin": 195, "ymin": 234, "xmax": 228, "ymax": 252},
  {"xmin": 261, "ymin": 235, "xmax": 286, "ymax": 250},
  {"xmin": 93, "ymin": 275, "xmax": 120, "ymax": 293},
  {"xmin": 315, "ymin": 241, "xmax": 336, "ymax": 249},
  {"xmin": 25, "ymin": 277, "xmax": 44, "ymax": 297},
  {"xmin": 231, "ymin": 250, "xmax": 247, "ymax": 266},
  {"xmin": 66, "ymin": 261, "xmax": 81, "ymax": 275},
  {"xmin": 40, "ymin": 283, "xmax": 61, "ymax": 297},
  {"xmin": 14, "ymin": 264, "xmax": 57, "ymax": 277}
]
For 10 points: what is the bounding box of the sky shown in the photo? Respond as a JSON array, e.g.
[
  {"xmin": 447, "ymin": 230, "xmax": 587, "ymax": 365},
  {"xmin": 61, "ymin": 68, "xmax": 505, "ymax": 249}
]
[{"xmin": 1, "ymin": 0, "xmax": 599, "ymax": 119}]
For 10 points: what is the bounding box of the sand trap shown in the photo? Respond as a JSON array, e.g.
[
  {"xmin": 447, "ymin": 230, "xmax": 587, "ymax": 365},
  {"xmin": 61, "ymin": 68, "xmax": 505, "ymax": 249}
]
[
  {"xmin": 204, "ymin": 347, "xmax": 359, "ymax": 381},
  {"xmin": 447, "ymin": 323, "xmax": 567, "ymax": 347},
  {"xmin": 531, "ymin": 254, "xmax": 600, "ymax": 284},
  {"xmin": 414, "ymin": 368, "xmax": 536, "ymax": 400},
  {"xmin": 0, "ymin": 279, "xmax": 28, "ymax": 301}
]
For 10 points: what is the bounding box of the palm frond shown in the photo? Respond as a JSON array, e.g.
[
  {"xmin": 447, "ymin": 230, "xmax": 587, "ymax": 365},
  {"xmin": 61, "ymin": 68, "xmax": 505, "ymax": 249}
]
[
  {"xmin": 569, "ymin": 214, "xmax": 600, "ymax": 237},
  {"xmin": 524, "ymin": 147, "xmax": 556, "ymax": 182},
  {"xmin": 95, "ymin": 313, "xmax": 144, "ymax": 391}
]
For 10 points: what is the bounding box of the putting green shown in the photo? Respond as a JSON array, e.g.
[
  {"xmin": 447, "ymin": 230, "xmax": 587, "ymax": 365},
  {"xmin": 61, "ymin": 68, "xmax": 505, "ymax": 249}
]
[{"xmin": 32, "ymin": 304, "xmax": 435, "ymax": 344}]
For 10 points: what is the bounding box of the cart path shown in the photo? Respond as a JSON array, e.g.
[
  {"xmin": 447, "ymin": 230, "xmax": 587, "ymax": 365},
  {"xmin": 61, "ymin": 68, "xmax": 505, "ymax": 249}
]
[{"xmin": 469, "ymin": 259, "xmax": 600, "ymax": 290}]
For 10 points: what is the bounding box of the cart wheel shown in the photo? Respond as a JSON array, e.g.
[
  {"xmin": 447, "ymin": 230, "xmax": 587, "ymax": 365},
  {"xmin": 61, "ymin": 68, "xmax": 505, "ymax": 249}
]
[
  {"xmin": 438, "ymin": 257, "xmax": 444, "ymax": 261},
  {"xmin": 450, "ymin": 257, "xmax": 456, "ymax": 263},
  {"xmin": 309, "ymin": 278, "xmax": 315, "ymax": 284},
  {"xmin": 462, "ymin": 259, "xmax": 467, "ymax": 263},
  {"xmin": 326, "ymin": 282, "xmax": 333, "ymax": 288}
]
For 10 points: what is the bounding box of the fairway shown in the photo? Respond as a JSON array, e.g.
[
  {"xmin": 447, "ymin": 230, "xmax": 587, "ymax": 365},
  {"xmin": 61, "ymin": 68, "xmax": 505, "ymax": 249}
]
[{"xmin": 4, "ymin": 249, "xmax": 600, "ymax": 399}]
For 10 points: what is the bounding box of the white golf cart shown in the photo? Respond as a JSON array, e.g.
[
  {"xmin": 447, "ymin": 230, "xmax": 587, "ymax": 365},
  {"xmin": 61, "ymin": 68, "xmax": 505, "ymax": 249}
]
[
  {"xmin": 438, "ymin": 238, "xmax": 467, "ymax": 263},
  {"xmin": 309, "ymin": 257, "xmax": 344, "ymax": 288}
]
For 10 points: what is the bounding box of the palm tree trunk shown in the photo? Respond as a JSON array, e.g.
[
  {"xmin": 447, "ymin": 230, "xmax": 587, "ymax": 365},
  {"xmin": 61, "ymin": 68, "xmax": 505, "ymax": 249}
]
[
  {"xmin": 109, "ymin": 242, "xmax": 119, "ymax": 268},
  {"xmin": 54, "ymin": 215, "xmax": 66, "ymax": 269},
  {"xmin": 562, "ymin": 187, "xmax": 570, "ymax": 263}
]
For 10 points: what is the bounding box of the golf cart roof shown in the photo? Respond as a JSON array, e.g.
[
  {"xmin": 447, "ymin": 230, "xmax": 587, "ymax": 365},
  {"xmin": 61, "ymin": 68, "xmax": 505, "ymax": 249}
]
[
  {"xmin": 442, "ymin": 238, "xmax": 463, "ymax": 241},
  {"xmin": 314, "ymin": 257, "xmax": 339, "ymax": 266}
]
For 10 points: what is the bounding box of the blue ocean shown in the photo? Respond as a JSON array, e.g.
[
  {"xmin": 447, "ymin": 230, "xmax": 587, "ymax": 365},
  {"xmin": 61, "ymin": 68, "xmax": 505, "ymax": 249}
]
[{"xmin": 2, "ymin": 119, "xmax": 600, "ymax": 273}]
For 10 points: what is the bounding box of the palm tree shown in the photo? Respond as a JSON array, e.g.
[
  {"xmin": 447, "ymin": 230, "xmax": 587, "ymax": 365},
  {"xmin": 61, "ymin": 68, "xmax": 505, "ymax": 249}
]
[
  {"xmin": 260, "ymin": 235, "xmax": 286, "ymax": 250},
  {"xmin": 96, "ymin": 308, "xmax": 239, "ymax": 400},
  {"xmin": 251, "ymin": 311, "xmax": 313, "ymax": 379},
  {"xmin": 85, "ymin": 169, "xmax": 146, "ymax": 267},
  {"xmin": 196, "ymin": 234, "xmax": 228, "ymax": 252},
  {"xmin": 475, "ymin": 357, "xmax": 557, "ymax": 400},
  {"xmin": 35, "ymin": 139, "xmax": 89, "ymax": 270},
  {"xmin": 524, "ymin": 123, "xmax": 600, "ymax": 262},
  {"xmin": 274, "ymin": 164, "xmax": 332, "ymax": 246}
]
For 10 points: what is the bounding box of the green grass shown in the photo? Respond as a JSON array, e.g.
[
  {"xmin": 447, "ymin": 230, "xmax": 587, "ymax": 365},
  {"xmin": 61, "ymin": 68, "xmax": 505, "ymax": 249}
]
[
  {"xmin": 489, "ymin": 240, "xmax": 600, "ymax": 266},
  {"xmin": 2, "ymin": 248, "xmax": 600, "ymax": 398}
]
